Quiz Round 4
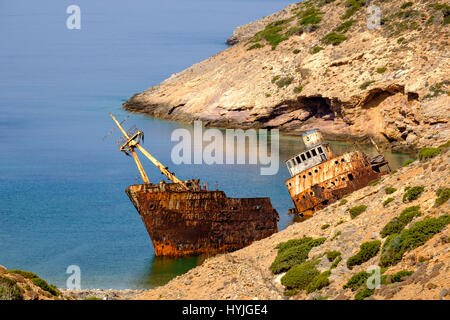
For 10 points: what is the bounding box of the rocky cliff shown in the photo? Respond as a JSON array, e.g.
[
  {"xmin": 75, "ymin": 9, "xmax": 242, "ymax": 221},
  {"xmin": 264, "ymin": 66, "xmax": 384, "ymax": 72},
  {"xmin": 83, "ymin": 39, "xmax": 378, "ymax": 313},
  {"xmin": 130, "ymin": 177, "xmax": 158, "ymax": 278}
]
[
  {"xmin": 136, "ymin": 145, "xmax": 450, "ymax": 300},
  {"xmin": 124, "ymin": 0, "xmax": 449, "ymax": 151}
]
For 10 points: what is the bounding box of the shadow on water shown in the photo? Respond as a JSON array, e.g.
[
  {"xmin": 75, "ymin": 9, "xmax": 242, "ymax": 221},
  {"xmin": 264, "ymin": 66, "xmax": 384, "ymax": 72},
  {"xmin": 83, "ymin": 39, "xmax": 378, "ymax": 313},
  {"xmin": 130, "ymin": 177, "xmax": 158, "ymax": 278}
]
[{"xmin": 136, "ymin": 255, "xmax": 207, "ymax": 288}]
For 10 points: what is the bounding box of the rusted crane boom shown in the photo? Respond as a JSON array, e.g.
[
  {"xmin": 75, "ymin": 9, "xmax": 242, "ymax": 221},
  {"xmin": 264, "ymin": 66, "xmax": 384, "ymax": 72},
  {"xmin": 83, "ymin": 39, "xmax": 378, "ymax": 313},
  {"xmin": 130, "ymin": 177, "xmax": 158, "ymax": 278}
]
[{"xmin": 109, "ymin": 112, "xmax": 188, "ymax": 189}]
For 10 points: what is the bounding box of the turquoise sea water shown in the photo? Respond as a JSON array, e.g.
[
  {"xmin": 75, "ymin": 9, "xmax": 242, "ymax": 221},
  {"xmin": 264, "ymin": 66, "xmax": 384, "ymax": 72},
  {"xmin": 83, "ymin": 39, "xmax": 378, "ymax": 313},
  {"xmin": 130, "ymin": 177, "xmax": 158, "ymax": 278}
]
[{"xmin": 0, "ymin": 0, "xmax": 413, "ymax": 289}]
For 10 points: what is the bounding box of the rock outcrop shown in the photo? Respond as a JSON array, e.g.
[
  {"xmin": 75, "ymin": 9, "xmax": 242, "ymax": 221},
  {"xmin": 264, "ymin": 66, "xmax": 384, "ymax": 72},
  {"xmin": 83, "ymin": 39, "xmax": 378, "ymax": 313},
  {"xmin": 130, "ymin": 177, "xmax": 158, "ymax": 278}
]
[
  {"xmin": 136, "ymin": 146, "xmax": 450, "ymax": 300},
  {"xmin": 124, "ymin": 0, "xmax": 449, "ymax": 151}
]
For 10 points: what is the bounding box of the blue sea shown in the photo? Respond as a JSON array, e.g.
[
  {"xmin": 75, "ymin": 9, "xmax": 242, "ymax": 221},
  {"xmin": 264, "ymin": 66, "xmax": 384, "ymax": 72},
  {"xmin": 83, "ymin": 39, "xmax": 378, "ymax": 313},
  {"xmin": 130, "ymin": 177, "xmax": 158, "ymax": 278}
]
[{"xmin": 0, "ymin": 0, "xmax": 413, "ymax": 289}]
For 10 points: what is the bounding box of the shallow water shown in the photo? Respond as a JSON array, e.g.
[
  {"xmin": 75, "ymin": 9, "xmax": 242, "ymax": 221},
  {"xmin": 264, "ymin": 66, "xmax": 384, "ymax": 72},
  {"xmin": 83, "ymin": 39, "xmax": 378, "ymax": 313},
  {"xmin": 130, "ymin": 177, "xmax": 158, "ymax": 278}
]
[{"xmin": 0, "ymin": 0, "xmax": 414, "ymax": 289}]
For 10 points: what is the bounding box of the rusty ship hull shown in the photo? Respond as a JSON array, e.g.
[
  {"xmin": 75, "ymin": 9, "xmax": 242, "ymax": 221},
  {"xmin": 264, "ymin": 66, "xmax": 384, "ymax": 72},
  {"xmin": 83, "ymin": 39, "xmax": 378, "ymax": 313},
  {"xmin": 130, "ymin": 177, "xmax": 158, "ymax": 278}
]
[
  {"xmin": 286, "ymin": 150, "xmax": 387, "ymax": 216},
  {"xmin": 126, "ymin": 183, "xmax": 279, "ymax": 256}
]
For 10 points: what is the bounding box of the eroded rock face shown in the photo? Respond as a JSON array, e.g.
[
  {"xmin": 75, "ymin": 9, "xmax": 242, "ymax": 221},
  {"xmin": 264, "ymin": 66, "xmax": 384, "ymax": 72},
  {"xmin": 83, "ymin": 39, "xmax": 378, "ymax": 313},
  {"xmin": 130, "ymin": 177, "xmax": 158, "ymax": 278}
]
[{"xmin": 124, "ymin": 0, "xmax": 449, "ymax": 151}]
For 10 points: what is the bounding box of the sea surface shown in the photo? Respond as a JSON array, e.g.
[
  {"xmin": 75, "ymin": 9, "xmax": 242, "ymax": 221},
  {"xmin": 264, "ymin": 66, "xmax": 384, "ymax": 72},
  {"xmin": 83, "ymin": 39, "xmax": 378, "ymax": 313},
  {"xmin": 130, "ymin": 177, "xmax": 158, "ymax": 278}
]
[{"xmin": 0, "ymin": 0, "xmax": 414, "ymax": 289}]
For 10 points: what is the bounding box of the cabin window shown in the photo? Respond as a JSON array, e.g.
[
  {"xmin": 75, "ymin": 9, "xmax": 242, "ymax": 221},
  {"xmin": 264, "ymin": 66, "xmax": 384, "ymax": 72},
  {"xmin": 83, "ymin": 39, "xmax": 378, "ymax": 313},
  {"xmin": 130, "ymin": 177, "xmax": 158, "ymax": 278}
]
[
  {"xmin": 335, "ymin": 160, "xmax": 339, "ymax": 164},
  {"xmin": 308, "ymin": 172, "xmax": 312, "ymax": 176},
  {"xmin": 314, "ymin": 169, "xmax": 318, "ymax": 173},
  {"xmin": 348, "ymin": 173, "xmax": 354, "ymax": 181},
  {"xmin": 296, "ymin": 156, "xmax": 301, "ymax": 164},
  {"xmin": 342, "ymin": 177, "xmax": 345, "ymax": 181},
  {"xmin": 310, "ymin": 192, "xmax": 313, "ymax": 195},
  {"xmin": 287, "ymin": 161, "xmax": 292, "ymax": 168},
  {"xmin": 311, "ymin": 149, "xmax": 317, "ymax": 156},
  {"xmin": 318, "ymin": 146, "xmax": 323, "ymax": 154},
  {"xmin": 341, "ymin": 158, "xmax": 345, "ymax": 162},
  {"xmin": 301, "ymin": 154, "xmax": 306, "ymax": 161},
  {"xmin": 303, "ymin": 175, "xmax": 306, "ymax": 179},
  {"xmin": 306, "ymin": 152, "xmax": 312, "ymax": 159}
]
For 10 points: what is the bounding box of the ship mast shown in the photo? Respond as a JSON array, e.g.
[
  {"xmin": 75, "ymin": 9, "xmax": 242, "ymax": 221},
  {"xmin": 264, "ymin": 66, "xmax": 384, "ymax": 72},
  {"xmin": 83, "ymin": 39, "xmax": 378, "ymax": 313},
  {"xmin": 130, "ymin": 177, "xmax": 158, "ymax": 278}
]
[{"xmin": 109, "ymin": 113, "xmax": 188, "ymax": 189}]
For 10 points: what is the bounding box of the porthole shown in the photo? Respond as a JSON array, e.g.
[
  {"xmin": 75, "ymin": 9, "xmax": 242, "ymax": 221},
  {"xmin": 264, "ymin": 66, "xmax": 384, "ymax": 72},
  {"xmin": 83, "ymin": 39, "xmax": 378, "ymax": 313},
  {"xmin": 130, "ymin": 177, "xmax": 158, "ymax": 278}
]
[
  {"xmin": 335, "ymin": 160, "xmax": 339, "ymax": 164},
  {"xmin": 341, "ymin": 158, "xmax": 345, "ymax": 162},
  {"xmin": 303, "ymin": 175, "xmax": 306, "ymax": 179},
  {"xmin": 308, "ymin": 172, "xmax": 312, "ymax": 176},
  {"xmin": 314, "ymin": 169, "xmax": 318, "ymax": 173}
]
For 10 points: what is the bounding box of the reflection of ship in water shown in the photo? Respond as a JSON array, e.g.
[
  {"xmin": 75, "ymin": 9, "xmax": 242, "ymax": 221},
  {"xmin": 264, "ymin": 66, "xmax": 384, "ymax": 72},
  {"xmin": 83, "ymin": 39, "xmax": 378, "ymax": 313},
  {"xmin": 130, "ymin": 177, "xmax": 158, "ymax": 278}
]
[
  {"xmin": 285, "ymin": 129, "xmax": 390, "ymax": 216},
  {"xmin": 109, "ymin": 113, "xmax": 279, "ymax": 257},
  {"xmin": 139, "ymin": 255, "xmax": 207, "ymax": 288}
]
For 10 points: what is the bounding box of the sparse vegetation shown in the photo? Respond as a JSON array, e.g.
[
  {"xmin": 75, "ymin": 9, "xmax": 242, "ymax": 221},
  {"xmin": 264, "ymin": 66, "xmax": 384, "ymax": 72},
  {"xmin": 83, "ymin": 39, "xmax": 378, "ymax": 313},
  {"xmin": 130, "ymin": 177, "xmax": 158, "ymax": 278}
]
[
  {"xmin": 368, "ymin": 178, "xmax": 380, "ymax": 186},
  {"xmin": 311, "ymin": 46, "xmax": 324, "ymax": 54},
  {"xmin": 418, "ymin": 146, "xmax": 441, "ymax": 160},
  {"xmin": 383, "ymin": 197, "xmax": 394, "ymax": 207},
  {"xmin": 380, "ymin": 206, "xmax": 421, "ymax": 238},
  {"xmin": 349, "ymin": 205, "xmax": 367, "ymax": 219},
  {"xmin": 343, "ymin": 271, "xmax": 369, "ymax": 291},
  {"xmin": 321, "ymin": 32, "xmax": 348, "ymax": 45},
  {"xmin": 339, "ymin": 199, "xmax": 348, "ymax": 206},
  {"xmin": 402, "ymin": 186, "xmax": 424, "ymax": 202},
  {"xmin": 355, "ymin": 287, "xmax": 374, "ymax": 300},
  {"xmin": 390, "ymin": 270, "xmax": 413, "ymax": 283},
  {"xmin": 435, "ymin": 188, "xmax": 450, "ymax": 207},
  {"xmin": 330, "ymin": 256, "xmax": 342, "ymax": 269},
  {"xmin": 86, "ymin": 296, "xmax": 103, "ymax": 300},
  {"xmin": 335, "ymin": 19, "xmax": 355, "ymax": 33},
  {"xmin": 293, "ymin": 49, "xmax": 301, "ymax": 54},
  {"xmin": 360, "ymin": 80, "xmax": 375, "ymax": 90},
  {"xmin": 376, "ymin": 67, "xmax": 387, "ymax": 74},
  {"xmin": 306, "ymin": 271, "xmax": 331, "ymax": 293},
  {"xmin": 321, "ymin": 224, "xmax": 330, "ymax": 230},
  {"xmin": 326, "ymin": 251, "xmax": 341, "ymax": 262},
  {"xmin": 331, "ymin": 230, "xmax": 341, "ymax": 241},
  {"xmin": 341, "ymin": 0, "xmax": 364, "ymax": 20},
  {"xmin": 7, "ymin": 269, "xmax": 60, "ymax": 296},
  {"xmin": 0, "ymin": 276, "xmax": 23, "ymax": 300},
  {"xmin": 347, "ymin": 240, "xmax": 381, "ymax": 269},
  {"xmin": 297, "ymin": 7, "xmax": 324, "ymax": 26},
  {"xmin": 385, "ymin": 187, "xmax": 397, "ymax": 194},
  {"xmin": 402, "ymin": 159, "xmax": 413, "ymax": 167},
  {"xmin": 380, "ymin": 215, "xmax": 450, "ymax": 267},
  {"xmin": 275, "ymin": 76, "xmax": 294, "ymax": 88},
  {"xmin": 270, "ymin": 237, "xmax": 326, "ymax": 274},
  {"xmin": 423, "ymin": 82, "xmax": 447, "ymax": 99},
  {"xmin": 400, "ymin": 2, "xmax": 413, "ymax": 10},
  {"xmin": 294, "ymin": 86, "xmax": 303, "ymax": 93},
  {"xmin": 247, "ymin": 43, "xmax": 264, "ymax": 50}
]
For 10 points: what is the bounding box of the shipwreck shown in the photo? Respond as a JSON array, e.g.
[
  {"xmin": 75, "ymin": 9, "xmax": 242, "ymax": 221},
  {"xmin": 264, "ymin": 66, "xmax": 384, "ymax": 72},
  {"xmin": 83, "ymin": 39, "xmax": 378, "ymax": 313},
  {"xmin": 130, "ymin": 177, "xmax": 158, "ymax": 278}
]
[
  {"xmin": 285, "ymin": 129, "xmax": 390, "ymax": 216},
  {"xmin": 109, "ymin": 113, "xmax": 279, "ymax": 257}
]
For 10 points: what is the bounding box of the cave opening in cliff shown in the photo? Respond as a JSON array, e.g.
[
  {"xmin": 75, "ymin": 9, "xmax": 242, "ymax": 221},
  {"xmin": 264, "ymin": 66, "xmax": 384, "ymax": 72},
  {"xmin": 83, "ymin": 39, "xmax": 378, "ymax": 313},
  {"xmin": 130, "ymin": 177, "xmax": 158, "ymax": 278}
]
[{"xmin": 297, "ymin": 96, "xmax": 340, "ymax": 120}]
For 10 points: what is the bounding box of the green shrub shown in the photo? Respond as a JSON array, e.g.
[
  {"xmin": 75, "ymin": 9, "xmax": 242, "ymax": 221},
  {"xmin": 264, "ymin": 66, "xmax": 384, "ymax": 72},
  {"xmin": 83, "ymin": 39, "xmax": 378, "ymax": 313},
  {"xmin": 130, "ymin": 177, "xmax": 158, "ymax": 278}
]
[
  {"xmin": 311, "ymin": 46, "xmax": 324, "ymax": 54},
  {"xmin": 418, "ymin": 147, "xmax": 441, "ymax": 160},
  {"xmin": 435, "ymin": 188, "xmax": 450, "ymax": 207},
  {"xmin": 400, "ymin": 2, "xmax": 413, "ymax": 9},
  {"xmin": 271, "ymin": 75, "xmax": 280, "ymax": 83},
  {"xmin": 0, "ymin": 276, "xmax": 24, "ymax": 300},
  {"xmin": 294, "ymin": 86, "xmax": 303, "ymax": 93},
  {"xmin": 341, "ymin": 0, "xmax": 364, "ymax": 19},
  {"xmin": 321, "ymin": 224, "xmax": 330, "ymax": 230},
  {"xmin": 347, "ymin": 240, "xmax": 381, "ymax": 269},
  {"xmin": 31, "ymin": 278, "xmax": 60, "ymax": 296},
  {"xmin": 321, "ymin": 32, "xmax": 348, "ymax": 45},
  {"xmin": 252, "ymin": 20, "xmax": 290, "ymax": 49},
  {"xmin": 385, "ymin": 187, "xmax": 397, "ymax": 194},
  {"xmin": 336, "ymin": 220, "xmax": 344, "ymax": 226},
  {"xmin": 293, "ymin": 49, "xmax": 301, "ymax": 54},
  {"xmin": 439, "ymin": 140, "xmax": 450, "ymax": 149},
  {"xmin": 86, "ymin": 296, "xmax": 103, "ymax": 300},
  {"xmin": 343, "ymin": 271, "xmax": 369, "ymax": 291},
  {"xmin": 335, "ymin": 20, "xmax": 354, "ymax": 33},
  {"xmin": 331, "ymin": 231, "xmax": 341, "ymax": 241},
  {"xmin": 349, "ymin": 205, "xmax": 367, "ymax": 219},
  {"xmin": 368, "ymin": 179, "xmax": 380, "ymax": 186},
  {"xmin": 275, "ymin": 76, "xmax": 294, "ymax": 88},
  {"xmin": 423, "ymin": 82, "xmax": 447, "ymax": 99},
  {"xmin": 281, "ymin": 260, "xmax": 320, "ymax": 289},
  {"xmin": 380, "ymin": 206, "xmax": 421, "ymax": 238},
  {"xmin": 376, "ymin": 67, "xmax": 387, "ymax": 74},
  {"xmin": 360, "ymin": 80, "xmax": 375, "ymax": 90},
  {"xmin": 283, "ymin": 288, "xmax": 300, "ymax": 297},
  {"xmin": 355, "ymin": 287, "xmax": 374, "ymax": 300},
  {"xmin": 402, "ymin": 159, "xmax": 413, "ymax": 167},
  {"xmin": 390, "ymin": 270, "xmax": 413, "ymax": 283},
  {"xmin": 297, "ymin": 7, "xmax": 323, "ymax": 26},
  {"xmin": 270, "ymin": 237, "xmax": 326, "ymax": 274},
  {"xmin": 330, "ymin": 256, "xmax": 342, "ymax": 269},
  {"xmin": 380, "ymin": 215, "xmax": 450, "ymax": 267},
  {"xmin": 383, "ymin": 197, "xmax": 394, "ymax": 207},
  {"xmin": 306, "ymin": 271, "xmax": 331, "ymax": 293},
  {"xmin": 339, "ymin": 199, "xmax": 348, "ymax": 206},
  {"xmin": 6, "ymin": 269, "xmax": 38, "ymax": 279},
  {"xmin": 276, "ymin": 237, "xmax": 313, "ymax": 253},
  {"xmin": 247, "ymin": 43, "xmax": 264, "ymax": 50},
  {"xmin": 326, "ymin": 251, "xmax": 341, "ymax": 262},
  {"xmin": 402, "ymin": 186, "xmax": 424, "ymax": 202},
  {"xmin": 397, "ymin": 37, "xmax": 405, "ymax": 44}
]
